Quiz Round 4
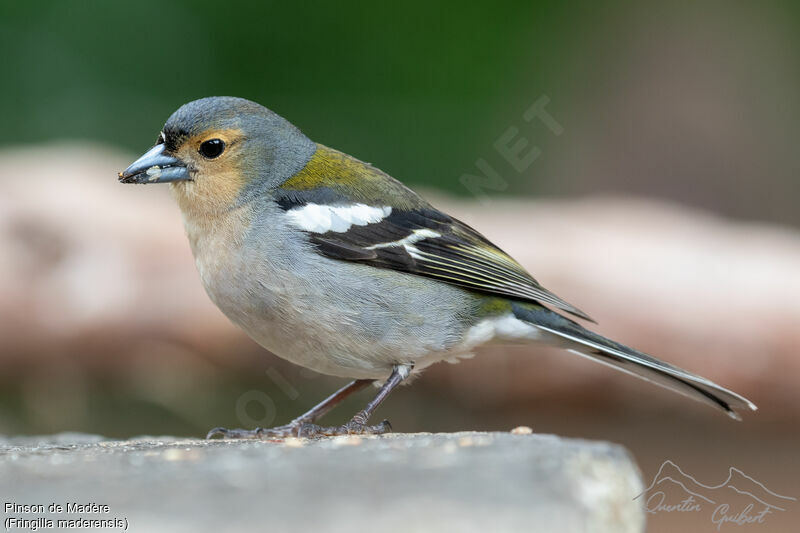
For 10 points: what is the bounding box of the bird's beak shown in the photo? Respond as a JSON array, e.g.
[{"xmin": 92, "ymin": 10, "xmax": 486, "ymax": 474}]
[{"xmin": 118, "ymin": 143, "xmax": 190, "ymax": 184}]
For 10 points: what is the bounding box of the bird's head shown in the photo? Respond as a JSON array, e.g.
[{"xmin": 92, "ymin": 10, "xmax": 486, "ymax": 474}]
[{"xmin": 119, "ymin": 96, "xmax": 315, "ymax": 214}]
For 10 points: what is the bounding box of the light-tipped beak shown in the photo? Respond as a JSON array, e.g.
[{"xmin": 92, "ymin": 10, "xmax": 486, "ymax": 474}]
[{"xmin": 118, "ymin": 143, "xmax": 190, "ymax": 184}]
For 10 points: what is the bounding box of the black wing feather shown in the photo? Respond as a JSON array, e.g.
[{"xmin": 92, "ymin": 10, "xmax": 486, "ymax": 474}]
[{"xmin": 286, "ymin": 201, "xmax": 595, "ymax": 322}]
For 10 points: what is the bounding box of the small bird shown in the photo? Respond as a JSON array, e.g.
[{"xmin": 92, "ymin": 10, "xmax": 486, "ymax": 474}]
[{"xmin": 119, "ymin": 96, "xmax": 756, "ymax": 438}]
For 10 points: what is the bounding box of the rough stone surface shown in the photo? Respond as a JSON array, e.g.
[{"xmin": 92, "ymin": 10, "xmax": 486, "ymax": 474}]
[{"xmin": 1, "ymin": 431, "xmax": 645, "ymax": 532}]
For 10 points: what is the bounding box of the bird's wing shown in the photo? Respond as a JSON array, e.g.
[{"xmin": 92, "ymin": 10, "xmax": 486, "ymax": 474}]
[{"xmin": 274, "ymin": 145, "xmax": 594, "ymax": 322}]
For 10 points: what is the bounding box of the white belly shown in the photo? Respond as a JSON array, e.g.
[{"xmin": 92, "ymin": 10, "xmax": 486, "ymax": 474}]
[{"xmin": 182, "ymin": 204, "xmax": 541, "ymax": 380}]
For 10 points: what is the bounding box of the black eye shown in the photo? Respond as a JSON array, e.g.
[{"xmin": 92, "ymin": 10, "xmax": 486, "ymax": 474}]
[{"xmin": 199, "ymin": 138, "xmax": 225, "ymax": 159}]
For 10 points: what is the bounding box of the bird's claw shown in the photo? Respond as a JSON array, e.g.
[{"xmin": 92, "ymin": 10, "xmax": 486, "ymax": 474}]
[
  {"xmin": 295, "ymin": 419, "xmax": 392, "ymax": 437},
  {"xmin": 206, "ymin": 419, "xmax": 392, "ymax": 440},
  {"xmin": 206, "ymin": 423, "xmax": 304, "ymax": 440}
]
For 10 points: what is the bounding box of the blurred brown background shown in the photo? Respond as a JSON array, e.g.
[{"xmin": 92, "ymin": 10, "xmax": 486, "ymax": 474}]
[{"xmin": 1, "ymin": 1, "xmax": 799, "ymax": 531}]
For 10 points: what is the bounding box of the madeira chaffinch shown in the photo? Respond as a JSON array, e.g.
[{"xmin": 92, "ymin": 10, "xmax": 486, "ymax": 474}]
[{"xmin": 119, "ymin": 96, "xmax": 756, "ymax": 438}]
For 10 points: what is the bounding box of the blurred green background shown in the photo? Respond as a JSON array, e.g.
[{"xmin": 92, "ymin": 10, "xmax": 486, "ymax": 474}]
[
  {"xmin": 3, "ymin": 0, "xmax": 799, "ymax": 223},
  {"xmin": 2, "ymin": 0, "xmax": 574, "ymax": 193}
]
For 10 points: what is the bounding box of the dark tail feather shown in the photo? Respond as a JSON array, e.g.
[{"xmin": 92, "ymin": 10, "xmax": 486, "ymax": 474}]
[{"xmin": 511, "ymin": 303, "xmax": 757, "ymax": 420}]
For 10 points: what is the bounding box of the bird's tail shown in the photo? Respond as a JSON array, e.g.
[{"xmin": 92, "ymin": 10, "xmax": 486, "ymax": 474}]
[{"xmin": 511, "ymin": 303, "xmax": 757, "ymax": 420}]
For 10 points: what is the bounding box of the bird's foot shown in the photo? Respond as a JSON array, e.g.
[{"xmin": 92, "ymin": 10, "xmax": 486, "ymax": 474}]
[
  {"xmin": 206, "ymin": 422, "xmax": 306, "ymax": 440},
  {"xmin": 295, "ymin": 419, "xmax": 392, "ymax": 438},
  {"xmin": 206, "ymin": 418, "xmax": 392, "ymax": 440}
]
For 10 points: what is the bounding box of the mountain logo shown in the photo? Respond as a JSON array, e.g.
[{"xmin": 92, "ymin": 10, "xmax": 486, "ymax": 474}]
[{"xmin": 635, "ymin": 460, "xmax": 795, "ymax": 529}]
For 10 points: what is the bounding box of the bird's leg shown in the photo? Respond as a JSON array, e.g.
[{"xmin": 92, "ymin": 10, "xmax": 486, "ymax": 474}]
[
  {"xmin": 206, "ymin": 378, "xmax": 373, "ymax": 439},
  {"xmin": 298, "ymin": 364, "xmax": 413, "ymax": 437}
]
